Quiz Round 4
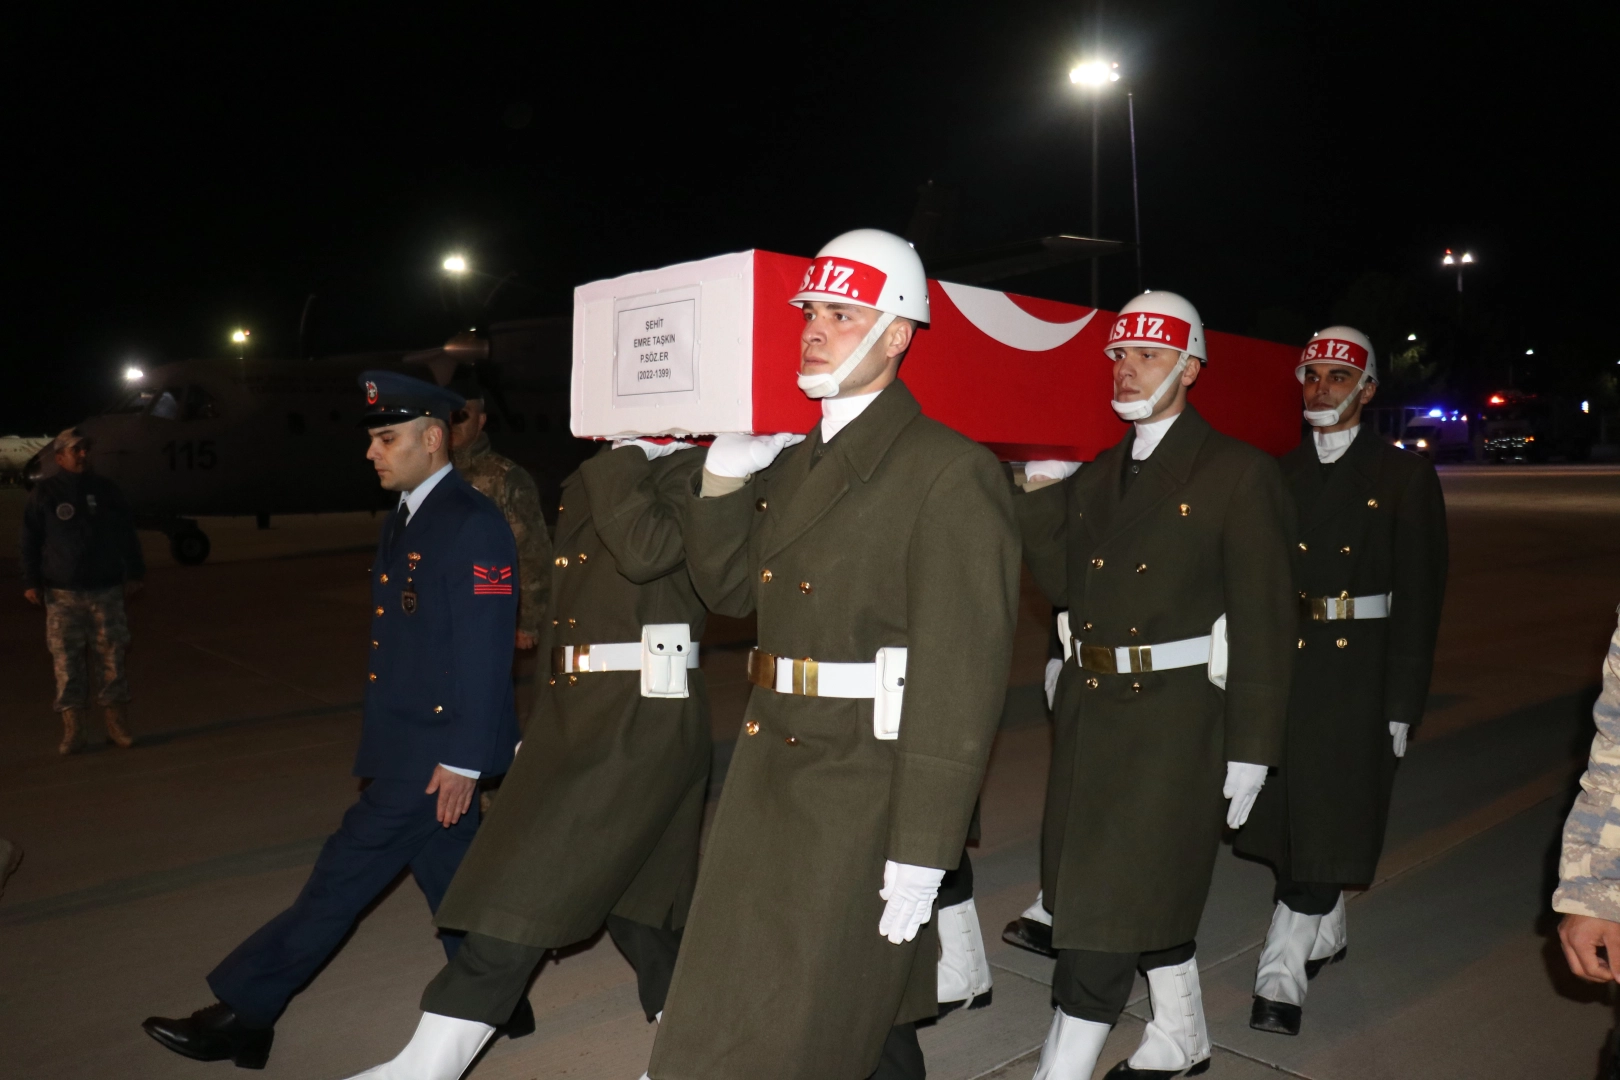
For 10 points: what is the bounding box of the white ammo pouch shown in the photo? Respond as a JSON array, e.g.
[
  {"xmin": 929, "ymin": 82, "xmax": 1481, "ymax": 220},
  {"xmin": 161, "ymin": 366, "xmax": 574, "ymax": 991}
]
[
  {"xmin": 1059, "ymin": 611, "xmax": 1229, "ymax": 689},
  {"xmin": 746, "ymin": 646, "xmax": 909, "ymax": 740},
  {"xmin": 1299, "ymin": 592, "xmax": 1391, "ymax": 621},
  {"xmin": 550, "ymin": 623, "xmax": 699, "ymax": 699}
]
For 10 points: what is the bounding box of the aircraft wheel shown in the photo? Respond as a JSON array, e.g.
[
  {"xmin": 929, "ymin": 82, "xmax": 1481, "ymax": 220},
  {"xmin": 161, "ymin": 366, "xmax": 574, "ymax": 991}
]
[{"xmin": 171, "ymin": 527, "xmax": 211, "ymax": 565}]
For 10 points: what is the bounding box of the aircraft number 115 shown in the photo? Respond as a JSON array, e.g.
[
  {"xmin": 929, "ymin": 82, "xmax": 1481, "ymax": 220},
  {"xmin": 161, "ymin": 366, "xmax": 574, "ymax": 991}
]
[{"xmin": 161, "ymin": 440, "xmax": 218, "ymax": 470}]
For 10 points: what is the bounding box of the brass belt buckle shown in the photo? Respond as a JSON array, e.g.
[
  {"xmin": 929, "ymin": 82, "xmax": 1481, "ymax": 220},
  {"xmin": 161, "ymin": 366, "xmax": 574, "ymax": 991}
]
[
  {"xmin": 746, "ymin": 648, "xmax": 776, "ymax": 690},
  {"xmin": 1303, "ymin": 597, "xmax": 1329, "ymax": 622},
  {"xmin": 1127, "ymin": 645, "xmax": 1152, "ymax": 673},
  {"xmin": 1079, "ymin": 644, "xmax": 1116, "ymax": 674},
  {"xmin": 791, "ymin": 657, "xmax": 819, "ymax": 696}
]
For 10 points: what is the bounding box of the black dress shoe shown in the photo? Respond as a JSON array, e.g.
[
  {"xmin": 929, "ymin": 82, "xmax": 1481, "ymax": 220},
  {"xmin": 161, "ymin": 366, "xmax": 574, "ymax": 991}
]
[
  {"xmin": 1305, "ymin": 945, "xmax": 1347, "ymax": 979},
  {"xmin": 936, "ymin": 988, "xmax": 993, "ymax": 1018},
  {"xmin": 142, "ymin": 1002, "xmax": 274, "ymax": 1069},
  {"xmin": 1102, "ymin": 1057, "xmax": 1212, "ymax": 1078},
  {"xmin": 1250, "ymin": 995, "xmax": 1303, "ymax": 1036},
  {"xmin": 499, "ymin": 995, "xmax": 535, "ymax": 1040},
  {"xmin": 1000, "ymin": 916, "xmax": 1057, "ymax": 958}
]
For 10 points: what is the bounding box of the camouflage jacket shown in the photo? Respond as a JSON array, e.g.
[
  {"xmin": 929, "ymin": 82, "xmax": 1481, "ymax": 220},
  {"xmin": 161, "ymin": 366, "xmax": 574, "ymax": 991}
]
[
  {"xmin": 1554, "ymin": 608, "xmax": 1620, "ymax": 921},
  {"xmin": 453, "ymin": 433, "xmax": 552, "ymax": 638}
]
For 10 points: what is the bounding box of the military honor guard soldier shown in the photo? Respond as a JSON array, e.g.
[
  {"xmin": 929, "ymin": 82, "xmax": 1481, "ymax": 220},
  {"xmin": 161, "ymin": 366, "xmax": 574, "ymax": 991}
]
[
  {"xmin": 142, "ymin": 372, "xmax": 521, "ymax": 1070},
  {"xmin": 1233, "ymin": 327, "xmax": 1448, "ymax": 1035},
  {"xmin": 340, "ymin": 437, "xmax": 713, "ymax": 1080},
  {"xmin": 643, "ymin": 230, "xmax": 1020, "ymax": 1080},
  {"xmin": 1015, "ymin": 291, "xmax": 1296, "ymax": 1079}
]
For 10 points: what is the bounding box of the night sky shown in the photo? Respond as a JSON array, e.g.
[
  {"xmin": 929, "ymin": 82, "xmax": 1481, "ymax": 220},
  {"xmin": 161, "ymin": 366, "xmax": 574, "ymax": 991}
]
[{"xmin": 8, "ymin": 0, "xmax": 1615, "ymax": 432}]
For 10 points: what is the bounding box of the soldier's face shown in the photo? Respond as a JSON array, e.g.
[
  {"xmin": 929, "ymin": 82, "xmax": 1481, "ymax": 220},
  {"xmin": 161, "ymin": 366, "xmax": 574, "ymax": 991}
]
[
  {"xmin": 799, "ymin": 301, "xmax": 911, "ymax": 397},
  {"xmin": 55, "ymin": 442, "xmax": 90, "ymax": 474},
  {"xmin": 1112, "ymin": 347, "xmax": 1197, "ymax": 420},
  {"xmin": 449, "ymin": 400, "xmax": 486, "ymax": 450},
  {"xmin": 366, "ymin": 419, "xmax": 441, "ymax": 491},
  {"xmin": 1302, "ymin": 364, "xmax": 1376, "ymax": 418}
]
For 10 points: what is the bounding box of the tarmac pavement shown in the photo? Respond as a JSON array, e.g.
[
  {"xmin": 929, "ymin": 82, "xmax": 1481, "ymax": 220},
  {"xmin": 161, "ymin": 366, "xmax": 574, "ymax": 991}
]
[{"xmin": 2, "ymin": 463, "xmax": 1619, "ymax": 1079}]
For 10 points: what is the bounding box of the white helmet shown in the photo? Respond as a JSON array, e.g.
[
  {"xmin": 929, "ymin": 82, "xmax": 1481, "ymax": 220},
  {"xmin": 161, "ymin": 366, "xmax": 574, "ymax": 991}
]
[
  {"xmin": 1298, "ymin": 325, "xmax": 1377, "ymax": 428},
  {"xmin": 1103, "ymin": 290, "xmax": 1206, "ymax": 421},
  {"xmin": 790, "ymin": 228, "xmax": 930, "ymax": 323},
  {"xmin": 1104, "ymin": 290, "xmax": 1207, "ymax": 362},
  {"xmin": 790, "ymin": 229, "xmax": 929, "ymax": 399}
]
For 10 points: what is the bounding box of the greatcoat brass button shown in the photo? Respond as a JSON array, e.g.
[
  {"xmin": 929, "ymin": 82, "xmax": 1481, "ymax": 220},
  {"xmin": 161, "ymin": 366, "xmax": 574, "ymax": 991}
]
[
  {"xmin": 549, "ymin": 677, "xmax": 556, "ymax": 686},
  {"xmin": 375, "ymin": 606, "xmax": 384, "ymax": 616},
  {"xmin": 369, "ymin": 673, "xmax": 377, "ymax": 682},
  {"xmin": 785, "ymin": 736, "xmax": 799, "ymax": 746},
  {"xmin": 1367, "ymin": 498, "xmax": 1378, "ymax": 508},
  {"xmin": 578, "ymin": 553, "xmax": 588, "ymax": 563},
  {"xmin": 1180, "ymin": 504, "xmax": 1191, "ymax": 516},
  {"xmin": 371, "ymin": 640, "xmax": 379, "ymax": 649},
  {"xmin": 380, "ymin": 574, "xmax": 388, "ymax": 584},
  {"xmin": 1298, "ymin": 542, "xmax": 1308, "ymax": 552},
  {"xmin": 1086, "ymin": 676, "xmax": 1100, "ymax": 689},
  {"xmin": 1082, "ymin": 621, "xmax": 1093, "ymax": 631},
  {"xmin": 1298, "ymin": 638, "xmax": 1305, "ymax": 649},
  {"xmin": 756, "ymin": 498, "xmax": 768, "ymax": 512},
  {"xmin": 568, "ymin": 618, "xmax": 577, "ymax": 628},
  {"xmin": 761, "ymin": 569, "xmax": 774, "ymax": 582},
  {"xmin": 1091, "ymin": 558, "xmax": 1104, "ymax": 569},
  {"xmin": 1131, "ymin": 681, "xmax": 1142, "ymax": 693},
  {"xmin": 555, "ymin": 556, "xmax": 568, "ymax": 568},
  {"xmin": 568, "ymin": 674, "xmax": 579, "ymax": 685},
  {"xmin": 1129, "ymin": 627, "xmax": 1139, "ymax": 637},
  {"xmin": 799, "ymin": 581, "xmax": 812, "ymax": 594},
  {"xmin": 1340, "ymin": 545, "xmax": 1351, "ymax": 554},
  {"xmin": 1336, "ymin": 637, "xmax": 1348, "ymax": 649},
  {"xmin": 745, "ymin": 720, "xmax": 760, "ymax": 736},
  {"xmin": 1135, "ymin": 563, "xmax": 1147, "ymax": 574},
  {"xmin": 434, "ymin": 705, "xmax": 443, "ymax": 714}
]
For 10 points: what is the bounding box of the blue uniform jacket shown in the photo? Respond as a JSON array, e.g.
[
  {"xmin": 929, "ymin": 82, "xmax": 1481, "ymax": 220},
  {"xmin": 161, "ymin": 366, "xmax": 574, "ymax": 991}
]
[{"xmin": 355, "ymin": 468, "xmax": 520, "ymax": 783}]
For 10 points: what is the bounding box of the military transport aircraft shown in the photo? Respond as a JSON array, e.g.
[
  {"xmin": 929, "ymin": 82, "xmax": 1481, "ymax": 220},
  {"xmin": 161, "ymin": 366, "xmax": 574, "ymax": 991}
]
[{"xmin": 26, "ymin": 320, "xmax": 587, "ymax": 564}]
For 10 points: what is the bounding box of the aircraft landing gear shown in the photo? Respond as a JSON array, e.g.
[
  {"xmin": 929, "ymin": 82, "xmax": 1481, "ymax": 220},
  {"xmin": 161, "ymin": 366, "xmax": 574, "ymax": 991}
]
[{"xmin": 169, "ymin": 523, "xmax": 211, "ymax": 565}]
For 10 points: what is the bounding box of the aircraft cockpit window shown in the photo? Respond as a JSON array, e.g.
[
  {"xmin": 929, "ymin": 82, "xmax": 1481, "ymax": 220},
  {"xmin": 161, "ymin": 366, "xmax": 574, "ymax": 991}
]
[
  {"xmin": 184, "ymin": 385, "xmax": 220, "ymax": 420},
  {"xmin": 151, "ymin": 389, "xmax": 182, "ymax": 420}
]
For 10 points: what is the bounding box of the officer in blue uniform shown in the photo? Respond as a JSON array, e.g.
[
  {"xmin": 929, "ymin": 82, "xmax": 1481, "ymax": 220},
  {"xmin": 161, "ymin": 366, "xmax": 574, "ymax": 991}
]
[{"xmin": 142, "ymin": 371, "xmax": 522, "ymax": 1070}]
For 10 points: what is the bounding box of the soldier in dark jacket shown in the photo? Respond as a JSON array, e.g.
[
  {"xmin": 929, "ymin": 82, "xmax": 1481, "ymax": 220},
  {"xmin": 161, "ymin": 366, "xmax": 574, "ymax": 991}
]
[
  {"xmin": 340, "ymin": 439, "xmax": 712, "ymax": 1080},
  {"xmin": 142, "ymin": 373, "xmax": 519, "ymax": 1070},
  {"xmin": 1234, "ymin": 327, "xmax": 1448, "ymax": 1036},
  {"xmin": 1015, "ymin": 292, "xmax": 1295, "ymax": 1079},
  {"xmin": 20, "ymin": 427, "xmax": 145, "ymax": 753}
]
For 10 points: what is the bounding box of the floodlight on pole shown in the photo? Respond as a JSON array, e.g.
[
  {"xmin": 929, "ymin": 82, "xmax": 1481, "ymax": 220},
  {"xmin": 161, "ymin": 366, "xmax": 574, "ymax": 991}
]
[
  {"xmin": 1069, "ymin": 60, "xmax": 1120, "ymax": 86},
  {"xmin": 1441, "ymin": 249, "xmax": 1474, "ymax": 292},
  {"xmin": 123, "ymin": 365, "xmax": 144, "ymax": 382},
  {"xmin": 1068, "ymin": 58, "xmax": 1129, "ymax": 305},
  {"xmin": 231, "ymin": 329, "xmax": 249, "ymax": 344},
  {"xmin": 442, "ymin": 254, "xmax": 468, "ymax": 274}
]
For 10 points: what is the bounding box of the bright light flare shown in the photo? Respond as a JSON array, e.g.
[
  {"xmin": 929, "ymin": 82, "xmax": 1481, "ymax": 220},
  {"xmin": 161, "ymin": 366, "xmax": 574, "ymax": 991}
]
[
  {"xmin": 1069, "ymin": 60, "xmax": 1120, "ymax": 87},
  {"xmin": 1460, "ymin": 252, "xmax": 1474, "ymax": 264},
  {"xmin": 1407, "ymin": 333, "xmax": 1418, "ymax": 341},
  {"xmin": 1582, "ymin": 400, "xmax": 1591, "ymax": 414},
  {"xmin": 231, "ymin": 329, "xmax": 250, "ymax": 344},
  {"xmin": 123, "ymin": 365, "xmax": 144, "ymax": 382},
  {"xmin": 1442, "ymin": 252, "xmax": 1455, "ymax": 266},
  {"xmin": 1525, "ymin": 348, "xmax": 1534, "ymax": 356},
  {"xmin": 442, "ymin": 254, "xmax": 468, "ymax": 273},
  {"xmin": 1488, "ymin": 394, "xmax": 1506, "ymax": 405},
  {"xmin": 1428, "ymin": 408, "xmax": 1443, "ymax": 418}
]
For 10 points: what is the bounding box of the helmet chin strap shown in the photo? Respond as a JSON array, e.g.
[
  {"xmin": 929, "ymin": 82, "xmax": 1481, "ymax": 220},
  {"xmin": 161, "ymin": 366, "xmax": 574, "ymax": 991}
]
[
  {"xmin": 1111, "ymin": 353, "xmax": 1190, "ymax": 422},
  {"xmin": 798, "ymin": 313, "xmax": 897, "ymax": 400},
  {"xmin": 1303, "ymin": 371, "xmax": 1370, "ymax": 427}
]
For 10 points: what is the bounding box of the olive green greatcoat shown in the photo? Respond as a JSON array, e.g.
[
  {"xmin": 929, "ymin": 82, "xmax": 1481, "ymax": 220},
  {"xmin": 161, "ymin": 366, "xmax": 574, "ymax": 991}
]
[
  {"xmin": 649, "ymin": 381, "xmax": 1020, "ymax": 1080},
  {"xmin": 434, "ymin": 445, "xmax": 711, "ymax": 946},
  {"xmin": 1234, "ymin": 429, "xmax": 1448, "ymax": 884},
  {"xmin": 1017, "ymin": 406, "xmax": 1296, "ymax": 952}
]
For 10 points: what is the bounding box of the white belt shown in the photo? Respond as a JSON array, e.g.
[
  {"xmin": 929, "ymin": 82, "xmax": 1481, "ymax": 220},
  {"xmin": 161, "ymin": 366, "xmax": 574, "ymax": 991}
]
[
  {"xmin": 552, "ymin": 641, "xmax": 700, "ymax": 674},
  {"xmin": 1075, "ymin": 634, "xmax": 1212, "ymax": 675},
  {"xmin": 747, "ymin": 648, "xmax": 874, "ymax": 697},
  {"xmin": 1300, "ymin": 592, "xmax": 1391, "ymax": 621}
]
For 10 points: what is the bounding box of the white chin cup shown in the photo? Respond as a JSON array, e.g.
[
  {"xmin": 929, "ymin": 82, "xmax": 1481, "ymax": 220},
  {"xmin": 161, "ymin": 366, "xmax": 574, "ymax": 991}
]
[
  {"xmin": 1111, "ymin": 353, "xmax": 1189, "ymax": 421},
  {"xmin": 1303, "ymin": 372, "xmax": 1369, "ymax": 427},
  {"xmin": 798, "ymin": 312, "xmax": 897, "ymax": 400}
]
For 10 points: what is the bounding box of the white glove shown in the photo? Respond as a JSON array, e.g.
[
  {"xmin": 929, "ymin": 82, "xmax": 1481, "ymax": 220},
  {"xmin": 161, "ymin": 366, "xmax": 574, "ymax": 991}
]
[
  {"xmin": 1025, "ymin": 460, "xmax": 1081, "ymax": 483},
  {"xmin": 613, "ymin": 438, "xmax": 696, "ymax": 460},
  {"xmin": 1223, "ymin": 761, "xmax": 1268, "ymax": 828},
  {"xmin": 1044, "ymin": 657, "xmax": 1063, "ymax": 710},
  {"xmin": 1390, "ymin": 722, "xmax": 1409, "ymax": 758},
  {"xmin": 878, "ymin": 860, "xmax": 945, "ymax": 944},
  {"xmin": 704, "ymin": 432, "xmax": 805, "ymax": 478}
]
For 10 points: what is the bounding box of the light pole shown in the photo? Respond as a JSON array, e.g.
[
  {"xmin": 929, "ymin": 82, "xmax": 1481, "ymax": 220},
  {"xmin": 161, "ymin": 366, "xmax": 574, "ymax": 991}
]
[
  {"xmin": 1441, "ymin": 248, "xmax": 1474, "ymax": 292},
  {"xmin": 1069, "ymin": 59, "xmax": 1121, "ymax": 307},
  {"xmin": 230, "ymin": 328, "xmax": 250, "ymax": 360}
]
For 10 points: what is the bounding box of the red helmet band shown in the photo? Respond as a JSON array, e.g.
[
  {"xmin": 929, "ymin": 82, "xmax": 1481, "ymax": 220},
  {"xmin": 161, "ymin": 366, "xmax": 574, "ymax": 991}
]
[
  {"xmin": 1106, "ymin": 311, "xmax": 1192, "ymax": 351},
  {"xmin": 794, "ymin": 256, "xmax": 888, "ymax": 305},
  {"xmin": 1299, "ymin": 338, "xmax": 1369, "ymax": 371}
]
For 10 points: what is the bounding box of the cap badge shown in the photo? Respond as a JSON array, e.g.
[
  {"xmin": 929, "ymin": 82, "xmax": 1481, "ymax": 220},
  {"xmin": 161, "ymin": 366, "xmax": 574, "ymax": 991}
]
[{"xmin": 365, "ymin": 380, "xmax": 378, "ymax": 404}]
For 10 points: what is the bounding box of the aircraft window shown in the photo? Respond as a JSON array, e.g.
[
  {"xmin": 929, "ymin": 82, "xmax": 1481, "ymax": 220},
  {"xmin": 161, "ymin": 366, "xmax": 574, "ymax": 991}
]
[
  {"xmin": 151, "ymin": 389, "xmax": 182, "ymax": 420},
  {"xmin": 184, "ymin": 385, "xmax": 220, "ymax": 421},
  {"xmin": 287, "ymin": 412, "xmax": 306, "ymax": 434}
]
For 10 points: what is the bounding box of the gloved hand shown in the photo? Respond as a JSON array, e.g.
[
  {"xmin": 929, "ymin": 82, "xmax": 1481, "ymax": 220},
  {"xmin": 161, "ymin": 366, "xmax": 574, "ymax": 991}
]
[
  {"xmin": 1024, "ymin": 460, "xmax": 1081, "ymax": 484},
  {"xmin": 704, "ymin": 432, "xmax": 805, "ymax": 478},
  {"xmin": 1223, "ymin": 761, "xmax": 1268, "ymax": 828},
  {"xmin": 878, "ymin": 860, "xmax": 946, "ymax": 944},
  {"xmin": 1044, "ymin": 657, "xmax": 1063, "ymax": 710},
  {"xmin": 1390, "ymin": 721, "xmax": 1409, "ymax": 758},
  {"xmin": 613, "ymin": 438, "xmax": 697, "ymax": 460}
]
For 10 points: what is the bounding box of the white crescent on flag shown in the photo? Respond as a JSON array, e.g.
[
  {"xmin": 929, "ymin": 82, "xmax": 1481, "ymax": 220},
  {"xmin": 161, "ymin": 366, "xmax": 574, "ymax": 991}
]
[{"xmin": 937, "ymin": 281, "xmax": 1097, "ymax": 352}]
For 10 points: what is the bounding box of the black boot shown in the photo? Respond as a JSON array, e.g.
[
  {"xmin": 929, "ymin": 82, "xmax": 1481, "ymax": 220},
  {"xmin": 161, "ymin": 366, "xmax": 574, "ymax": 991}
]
[
  {"xmin": 142, "ymin": 1002, "xmax": 273, "ymax": 1069},
  {"xmin": 1249, "ymin": 995, "xmax": 1303, "ymax": 1036},
  {"xmin": 1000, "ymin": 916, "xmax": 1056, "ymax": 958},
  {"xmin": 1103, "ymin": 1059, "xmax": 1211, "ymax": 1078},
  {"xmin": 499, "ymin": 995, "xmax": 536, "ymax": 1040},
  {"xmin": 1304, "ymin": 945, "xmax": 1347, "ymax": 979}
]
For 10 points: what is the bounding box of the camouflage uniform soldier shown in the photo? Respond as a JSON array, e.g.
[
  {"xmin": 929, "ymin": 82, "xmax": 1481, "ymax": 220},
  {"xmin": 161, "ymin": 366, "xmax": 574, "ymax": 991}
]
[
  {"xmin": 21, "ymin": 427, "xmax": 146, "ymax": 753},
  {"xmin": 448, "ymin": 378, "xmax": 551, "ymax": 650},
  {"xmin": 1555, "ymin": 607, "xmax": 1620, "ymax": 978}
]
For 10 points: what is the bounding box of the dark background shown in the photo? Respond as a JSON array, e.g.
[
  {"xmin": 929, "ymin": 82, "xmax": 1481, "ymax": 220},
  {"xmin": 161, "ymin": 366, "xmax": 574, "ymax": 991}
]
[{"xmin": 5, "ymin": 0, "xmax": 1615, "ymax": 431}]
